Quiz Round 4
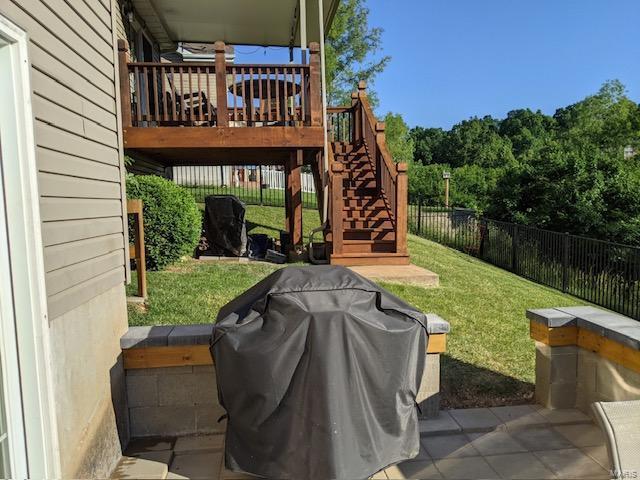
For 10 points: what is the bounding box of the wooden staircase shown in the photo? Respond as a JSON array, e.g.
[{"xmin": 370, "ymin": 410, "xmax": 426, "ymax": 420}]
[{"xmin": 326, "ymin": 83, "xmax": 409, "ymax": 266}]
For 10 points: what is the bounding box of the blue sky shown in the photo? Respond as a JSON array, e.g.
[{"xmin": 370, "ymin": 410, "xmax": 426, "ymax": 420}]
[{"xmin": 233, "ymin": 0, "xmax": 640, "ymax": 129}]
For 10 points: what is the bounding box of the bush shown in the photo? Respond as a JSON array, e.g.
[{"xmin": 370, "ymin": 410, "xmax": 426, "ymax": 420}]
[{"xmin": 126, "ymin": 174, "xmax": 201, "ymax": 270}]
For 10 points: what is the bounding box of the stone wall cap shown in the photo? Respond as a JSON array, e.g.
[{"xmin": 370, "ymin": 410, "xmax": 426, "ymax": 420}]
[
  {"xmin": 121, "ymin": 325, "xmax": 174, "ymax": 349},
  {"xmin": 526, "ymin": 308, "xmax": 576, "ymax": 327},
  {"xmin": 168, "ymin": 324, "xmax": 215, "ymax": 346},
  {"xmin": 529, "ymin": 306, "xmax": 640, "ymax": 351},
  {"xmin": 425, "ymin": 313, "xmax": 450, "ymax": 334}
]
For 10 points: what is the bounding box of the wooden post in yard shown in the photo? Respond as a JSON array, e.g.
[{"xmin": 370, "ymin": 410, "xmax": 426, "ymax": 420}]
[
  {"xmin": 331, "ymin": 163, "xmax": 344, "ymax": 256},
  {"xmin": 214, "ymin": 41, "xmax": 229, "ymax": 127},
  {"xmin": 127, "ymin": 199, "xmax": 147, "ymax": 299},
  {"xmin": 286, "ymin": 150, "xmax": 304, "ymax": 247},
  {"xmin": 309, "ymin": 42, "xmax": 322, "ymax": 126},
  {"xmin": 118, "ymin": 39, "xmax": 132, "ymax": 128},
  {"xmin": 396, "ymin": 163, "xmax": 409, "ymax": 256}
]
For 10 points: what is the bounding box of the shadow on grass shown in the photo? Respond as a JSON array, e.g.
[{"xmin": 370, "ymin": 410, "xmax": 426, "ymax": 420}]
[
  {"xmin": 245, "ymin": 220, "xmax": 283, "ymax": 237},
  {"xmin": 440, "ymin": 354, "xmax": 534, "ymax": 409}
]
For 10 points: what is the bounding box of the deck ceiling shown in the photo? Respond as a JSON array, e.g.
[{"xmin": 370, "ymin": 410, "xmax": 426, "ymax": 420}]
[{"xmin": 133, "ymin": 0, "xmax": 340, "ymax": 52}]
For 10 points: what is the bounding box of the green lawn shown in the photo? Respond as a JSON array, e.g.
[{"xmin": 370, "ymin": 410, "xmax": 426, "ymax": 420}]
[
  {"xmin": 127, "ymin": 205, "xmax": 588, "ymax": 408},
  {"xmin": 186, "ymin": 185, "xmax": 318, "ymax": 209}
]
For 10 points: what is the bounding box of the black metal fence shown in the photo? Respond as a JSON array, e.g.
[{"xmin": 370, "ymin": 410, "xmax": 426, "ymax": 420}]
[
  {"xmin": 409, "ymin": 202, "xmax": 640, "ymax": 320},
  {"xmin": 173, "ymin": 165, "xmax": 318, "ymax": 210}
]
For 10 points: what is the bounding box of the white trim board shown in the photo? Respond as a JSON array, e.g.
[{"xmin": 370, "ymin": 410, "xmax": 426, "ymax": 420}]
[{"xmin": 0, "ymin": 15, "xmax": 61, "ymax": 479}]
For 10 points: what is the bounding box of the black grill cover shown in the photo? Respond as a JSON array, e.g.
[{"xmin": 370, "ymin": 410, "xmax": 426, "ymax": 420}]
[
  {"xmin": 203, "ymin": 195, "xmax": 247, "ymax": 256},
  {"xmin": 211, "ymin": 265, "xmax": 428, "ymax": 480}
]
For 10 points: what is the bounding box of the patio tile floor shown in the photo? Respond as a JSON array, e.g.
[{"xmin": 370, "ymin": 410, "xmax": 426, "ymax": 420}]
[{"xmin": 111, "ymin": 405, "xmax": 611, "ymax": 479}]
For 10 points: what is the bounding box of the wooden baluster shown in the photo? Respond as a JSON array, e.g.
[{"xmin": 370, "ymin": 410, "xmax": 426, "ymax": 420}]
[
  {"xmin": 206, "ymin": 66, "xmax": 212, "ymax": 125},
  {"xmin": 117, "ymin": 40, "xmax": 133, "ymax": 128},
  {"xmin": 179, "ymin": 66, "xmax": 184, "ymax": 123},
  {"xmin": 331, "ymin": 163, "xmax": 344, "ymax": 256},
  {"xmin": 214, "ymin": 41, "xmax": 229, "ymax": 126},
  {"xmin": 188, "ymin": 66, "xmax": 193, "ymax": 123},
  {"xmin": 241, "ymin": 67, "xmax": 246, "ymax": 122},
  {"xmin": 142, "ymin": 66, "xmax": 150, "ymax": 123},
  {"xmin": 197, "ymin": 66, "xmax": 203, "ymax": 122},
  {"xmin": 275, "ymin": 67, "xmax": 280, "ymax": 123},
  {"xmin": 299, "ymin": 67, "xmax": 306, "ymax": 124},
  {"xmin": 283, "ymin": 67, "xmax": 289, "ymax": 124},
  {"xmin": 258, "ymin": 67, "xmax": 263, "ymax": 122},
  {"xmin": 396, "ymin": 163, "xmax": 408, "ymax": 255},
  {"xmin": 152, "ymin": 66, "xmax": 159, "ymax": 122},
  {"xmin": 249, "ymin": 67, "xmax": 255, "ymax": 123},
  {"xmin": 161, "ymin": 66, "xmax": 168, "ymax": 123},
  {"xmin": 134, "ymin": 66, "xmax": 142, "ymax": 125},
  {"xmin": 309, "ymin": 42, "xmax": 321, "ymax": 126},
  {"xmin": 170, "ymin": 66, "xmax": 177, "ymax": 122},
  {"xmin": 266, "ymin": 68, "xmax": 272, "ymax": 122},
  {"xmin": 231, "ymin": 67, "xmax": 237, "ymax": 123}
]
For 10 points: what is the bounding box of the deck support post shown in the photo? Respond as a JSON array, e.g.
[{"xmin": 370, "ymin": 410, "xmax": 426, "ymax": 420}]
[
  {"xmin": 285, "ymin": 150, "xmax": 304, "ymax": 248},
  {"xmin": 118, "ymin": 39, "xmax": 132, "ymax": 128},
  {"xmin": 330, "ymin": 163, "xmax": 344, "ymax": 256},
  {"xmin": 214, "ymin": 41, "xmax": 229, "ymax": 127},
  {"xmin": 396, "ymin": 163, "xmax": 409, "ymax": 256},
  {"xmin": 309, "ymin": 42, "xmax": 322, "ymax": 127}
]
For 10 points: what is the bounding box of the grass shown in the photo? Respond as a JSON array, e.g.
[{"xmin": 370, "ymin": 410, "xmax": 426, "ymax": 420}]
[
  {"xmin": 185, "ymin": 185, "xmax": 318, "ymax": 210},
  {"xmin": 127, "ymin": 205, "xmax": 588, "ymax": 408}
]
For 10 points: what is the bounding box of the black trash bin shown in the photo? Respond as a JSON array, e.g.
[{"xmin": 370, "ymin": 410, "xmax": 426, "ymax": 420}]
[{"xmin": 211, "ymin": 265, "xmax": 428, "ymax": 480}]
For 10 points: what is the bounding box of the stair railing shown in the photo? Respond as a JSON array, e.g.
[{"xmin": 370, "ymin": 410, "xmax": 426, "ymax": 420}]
[{"xmin": 354, "ymin": 81, "xmax": 408, "ymax": 255}]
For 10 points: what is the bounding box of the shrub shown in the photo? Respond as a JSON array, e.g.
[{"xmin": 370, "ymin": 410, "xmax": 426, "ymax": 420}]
[{"xmin": 126, "ymin": 174, "xmax": 201, "ymax": 270}]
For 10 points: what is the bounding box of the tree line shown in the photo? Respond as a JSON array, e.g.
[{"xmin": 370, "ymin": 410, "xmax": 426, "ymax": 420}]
[{"xmin": 385, "ymin": 81, "xmax": 640, "ymax": 246}]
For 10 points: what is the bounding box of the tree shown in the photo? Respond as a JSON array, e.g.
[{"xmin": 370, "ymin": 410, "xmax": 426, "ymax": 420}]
[
  {"xmin": 410, "ymin": 127, "xmax": 446, "ymax": 165},
  {"xmin": 499, "ymin": 109, "xmax": 555, "ymax": 159},
  {"xmin": 383, "ymin": 112, "xmax": 414, "ymax": 164},
  {"xmin": 439, "ymin": 116, "xmax": 516, "ymax": 168},
  {"xmin": 325, "ymin": 0, "xmax": 390, "ymax": 106}
]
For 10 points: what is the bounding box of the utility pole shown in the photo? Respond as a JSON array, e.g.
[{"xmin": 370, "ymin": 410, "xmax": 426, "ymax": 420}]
[{"xmin": 442, "ymin": 171, "xmax": 451, "ymax": 208}]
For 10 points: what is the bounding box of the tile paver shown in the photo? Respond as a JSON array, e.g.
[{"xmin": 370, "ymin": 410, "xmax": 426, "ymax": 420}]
[
  {"xmin": 385, "ymin": 460, "xmax": 443, "ymax": 479},
  {"xmin": 448, "ymin": 408, "xmax": 503, "ymax": 431},
  {"xmin": 489, "ymin": 405, "xmax": 548, "ymax": 429},
  {"xmin": 110, "ymin": 455, "xmax": 168, "ymax": 479},
  {"xmin": 533, "ymin": 407, "xmax": 591, "ymax": 425},
  {"xmin": 433, "ymin": 456, "xmax": 499, "ymax": 479},
  {"xmin": 484, "ymin": 452, "xmax": 556, "ymax": 479},
  {"xmin": 422, "ymin": 434, "xmax": 480, "ymax": 459},
  {"xmin": 466, "ymin": 431, "xmax": 527, "ymax": 456},
  {"xmin": 554, "ymin": 424, "xmax": 605, "ymax": 447},
  {"xmin": 419, "ymin": 411, "xmax": 461, "ymax": 436},
  {"xmin": 168, "ymin": 452, "xmax": 223, "ymax": 480},
  {"xmin": 509, "ymin": 425, "xmax": 573, "ymax": 451},
  {"xmin": 581, "ymin": 445, "xmax": 611, "ymax": 470},
  {"xmin": 534, "ymin": 448, "xmax": 609, "ymax": 479},
  {"xmin": 174, "ymin": 434, "xmax": 224, "ymax": 454},
  {"xmin": 113, "ymin": 404, "xmax": 611, "ymax": 480}
]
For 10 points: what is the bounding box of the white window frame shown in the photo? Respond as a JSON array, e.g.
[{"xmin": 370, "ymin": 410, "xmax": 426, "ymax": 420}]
[{"xmin": 0, "ymin": 15, "xmax": 60, "ymax": 479}]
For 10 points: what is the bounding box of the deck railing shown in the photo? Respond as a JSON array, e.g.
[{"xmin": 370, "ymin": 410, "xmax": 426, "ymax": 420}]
[{"xmin": 118, "ymin": 40, "xmax": 322, "ymax": 129}]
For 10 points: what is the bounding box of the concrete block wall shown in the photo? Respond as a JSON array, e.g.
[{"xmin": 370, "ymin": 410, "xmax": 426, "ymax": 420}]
[
  {"xmin": 121, "ymin": 318, "xmax": 450, "ymax": 438},
  {"xmin": 528, "ymin": 306, "xmax": 640, "ymax": 416}
]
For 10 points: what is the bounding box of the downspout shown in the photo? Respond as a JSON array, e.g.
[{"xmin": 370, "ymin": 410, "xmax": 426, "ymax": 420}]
[{"xmin": 309, "ymin": 0, "xmax": 330, "ymax": 264}]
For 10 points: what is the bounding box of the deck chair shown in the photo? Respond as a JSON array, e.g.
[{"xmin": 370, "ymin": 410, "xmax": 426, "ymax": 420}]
[{"xmin": 592, "ymin": 400, "xmax": 640, "ymax": 479}]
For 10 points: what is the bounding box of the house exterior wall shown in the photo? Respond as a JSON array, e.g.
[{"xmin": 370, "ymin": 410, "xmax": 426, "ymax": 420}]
[{"xmin": 0, "ymin": 0, "xmax": 130, "ymax": 476}]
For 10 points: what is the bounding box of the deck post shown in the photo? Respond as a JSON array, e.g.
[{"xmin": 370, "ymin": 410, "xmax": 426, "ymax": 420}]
[
  {"xmin": 286, "ymin": 151, "xmax": 304, "ymax": 247},
  {"xmin": 309, "ymin": 42, "xmax": 322, "ymax": 126},
  {"xmin": 118, "ymin": 39, "xmax": 132, "ymax": 128},
  {"xmin": 396, "ymin": 163, "xmax": 409, "ymax": 256},
  {"xmin": 214, "ymin": 41, "xmax": 229, "ymax": 127},
  {"xmin": 330, "ymin": 163, "xmax": 344, "ymax": 256},
  {"xmin": 351, "ymin": 92, "xmax": 361, "ymax": 143}
]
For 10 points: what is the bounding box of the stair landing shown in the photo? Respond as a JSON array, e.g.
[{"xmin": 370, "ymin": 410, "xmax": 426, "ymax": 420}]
[{"xmin": 348, "ymin": 264, "xmax": 439, "ymax": 288}]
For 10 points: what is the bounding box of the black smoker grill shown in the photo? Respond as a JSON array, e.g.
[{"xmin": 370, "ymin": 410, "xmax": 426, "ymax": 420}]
[{"xmin": 211, "ymin": 265, "xmax": 429, "ymax": 480}]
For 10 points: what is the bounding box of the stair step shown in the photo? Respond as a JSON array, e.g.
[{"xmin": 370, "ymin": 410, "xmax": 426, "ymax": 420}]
[
  {"xmin": 327, "ymin": 240, "xmax": 396, "ymax": 254},
  {"xmin": 343, "ymin": 188, "xmax": 379, "ymax": 198},
  {"xmin": 342, "ymin": 211, "xmax": 390, "ymax": 220},
  {"xmin": 344, "ymin": 220, "xmax": 394, "ymax": 230},
  {"xmin": 343, "ymin": 180, "xmax": 377, "ymax": 189},
  {"xmin": 343, "ymin": 198, "xmax": 387, "ymax": 208},
  {"xmin": 330, "ymin": 252, "xmax": 410, "ymax": 266},
  {"xmin": 326, "ymin": 230, "xmax": 395, "ymax": 241}
]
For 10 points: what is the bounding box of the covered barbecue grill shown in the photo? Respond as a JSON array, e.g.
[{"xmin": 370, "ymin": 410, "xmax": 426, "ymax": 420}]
[
  {"xmin": 211, "ymin": 265, "xmax": 430, "ymax": 480},
  {"xmin": 202, "ymin": 195, "xmax": 247, "ymax": 256}
]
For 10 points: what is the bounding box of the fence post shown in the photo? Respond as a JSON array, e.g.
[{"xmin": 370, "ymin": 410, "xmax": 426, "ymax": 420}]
[
  {"xmin": 562, "ymin": 232, "xmax": 569, "ymax": 293},
  {"xmin": 214, "ymin": 41, "xmax": 229, "ymax": 127},
  {"xmin": 417, "ymin": 197, "xmax": 422, "ymax": 234},
  {"xmin": 512, "ymin": 224, "xmax": 519, "ymax": 273},
  {"xmin": 259, "ymin": 166, "xmax": 264, "ymax": 205}
]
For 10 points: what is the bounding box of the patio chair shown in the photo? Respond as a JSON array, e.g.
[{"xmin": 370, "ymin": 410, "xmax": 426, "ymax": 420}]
[{"xmin": 592, "ymin": 400, "xmax": 640, "ymax": 479}]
